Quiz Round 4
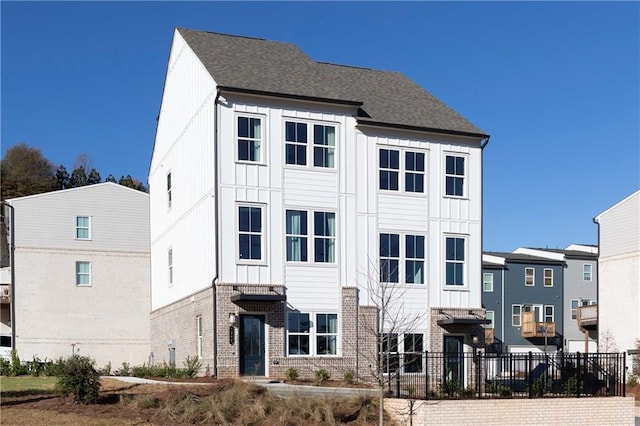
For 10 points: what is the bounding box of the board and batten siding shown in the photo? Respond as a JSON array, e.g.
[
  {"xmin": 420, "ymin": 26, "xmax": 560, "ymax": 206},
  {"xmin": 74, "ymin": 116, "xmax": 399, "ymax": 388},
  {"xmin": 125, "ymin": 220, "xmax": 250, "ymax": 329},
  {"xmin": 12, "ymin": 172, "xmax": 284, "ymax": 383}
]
[
  {"xmin": 8, "ymin": 183, "xmax": 149, "ymax": 253},
  {"xmin": 149, "ymin": 29, "xmax": 218, "ymax": 311}
]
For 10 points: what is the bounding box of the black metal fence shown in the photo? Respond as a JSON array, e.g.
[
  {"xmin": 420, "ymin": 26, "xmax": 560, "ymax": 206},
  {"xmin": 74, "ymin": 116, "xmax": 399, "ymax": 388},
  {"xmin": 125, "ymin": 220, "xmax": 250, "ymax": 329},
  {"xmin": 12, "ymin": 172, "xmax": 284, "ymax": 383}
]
[{"xmin": 385, "ymin": 351, "xmax": 626, "ymax": 400}]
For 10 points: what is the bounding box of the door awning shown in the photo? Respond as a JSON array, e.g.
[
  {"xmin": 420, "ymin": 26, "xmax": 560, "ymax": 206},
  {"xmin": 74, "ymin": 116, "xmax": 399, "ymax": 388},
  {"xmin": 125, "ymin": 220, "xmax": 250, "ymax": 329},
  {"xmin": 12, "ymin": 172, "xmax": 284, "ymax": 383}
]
[
  {"xmin": 437, "ymin": 318, "xmax": 491, "ymax": 326},
  {"xmin": 230, "ymin": 293, "xmax": 286, "ymax": 303}
]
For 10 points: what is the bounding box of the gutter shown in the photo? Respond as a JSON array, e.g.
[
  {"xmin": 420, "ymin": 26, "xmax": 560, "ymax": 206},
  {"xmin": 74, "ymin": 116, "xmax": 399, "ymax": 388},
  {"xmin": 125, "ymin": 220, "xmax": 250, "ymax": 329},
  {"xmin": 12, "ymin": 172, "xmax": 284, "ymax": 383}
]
[{"xmin": 211, "ymin": 89, "xmax": 222, "ymax": 378}]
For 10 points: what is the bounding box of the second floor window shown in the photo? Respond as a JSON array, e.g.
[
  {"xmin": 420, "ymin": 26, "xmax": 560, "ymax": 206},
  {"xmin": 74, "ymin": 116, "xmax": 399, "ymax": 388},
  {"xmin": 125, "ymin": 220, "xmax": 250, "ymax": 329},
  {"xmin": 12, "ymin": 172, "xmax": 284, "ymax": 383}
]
[
  {"xmin": 485, "ymin": 311, "xmax": 495, "ymax": 329},
  {"xmin": 285, "ymin": 210, "xmax": 308, "ymax": 262},
  {"xmin": 75, "ymin": 216, "xmax": 90, "ymax": 239},
  {"xmin": 544, "ymin": 305, "xmax": 554, "ymax": 323},
  {"xmin": 445, "ymin": 237, "xmax": 465, "ymax": 286},
  {"xmin": 583, "ymin": 264, "xmax": 592, "ymax": 281},
  {"xmin": 445, "ymin": 155, "xmax": 465, "ymax": 196},
  {"xmin": 237, "ymin": 116, "xmax": 262, "ymax": 162},
  {"xmin": 512, "ymin": 304, "xmax": 522, "ymax": 327},
  {"xmin": 405, "ymin": 235, "xmax": 425, "ymax": 284},
  {"xmin": 380, "ymin": 233, "xmax": 400, "ymax": 283},
  {"xmin": 483, "ymin": 273, "xmax": 494, "ymax": 292},
  {"xmin": 76, "ymin": 261, "xmax": 91, "ymax": 286},
  {"xmin": 544, "ymin": 268, "xmax": 553, "ymax": 287},
  {"xmin": 314, "ymin": 212, "xmax": 336, "ymax": 263},
  {"xmin": 379, "ymin": 149, "xmax": 399, "ymax": 190},
  {"xmin": 238, "ymin": 206, "xmax": 262, "ymax": 261},
  {"xmin": 525, "ymin": 267, "xmax": 535, "ymax": 286}
]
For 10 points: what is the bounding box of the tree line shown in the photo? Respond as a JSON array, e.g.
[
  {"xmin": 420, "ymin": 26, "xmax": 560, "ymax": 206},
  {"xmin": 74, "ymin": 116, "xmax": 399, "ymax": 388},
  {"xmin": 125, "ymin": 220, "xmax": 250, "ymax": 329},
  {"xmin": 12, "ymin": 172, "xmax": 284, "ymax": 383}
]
[{"xmin": 1, "ymin": 143, "xmax": 147, "ymax": 201}]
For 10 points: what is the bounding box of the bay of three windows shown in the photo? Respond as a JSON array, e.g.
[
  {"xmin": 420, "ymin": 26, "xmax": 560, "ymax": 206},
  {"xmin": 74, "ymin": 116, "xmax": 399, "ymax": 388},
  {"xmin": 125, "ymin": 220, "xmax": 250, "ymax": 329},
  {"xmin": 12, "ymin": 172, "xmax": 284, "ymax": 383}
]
[{"xmin": 237, "ymin": 116, "xmax": 336, "ymax": 168}]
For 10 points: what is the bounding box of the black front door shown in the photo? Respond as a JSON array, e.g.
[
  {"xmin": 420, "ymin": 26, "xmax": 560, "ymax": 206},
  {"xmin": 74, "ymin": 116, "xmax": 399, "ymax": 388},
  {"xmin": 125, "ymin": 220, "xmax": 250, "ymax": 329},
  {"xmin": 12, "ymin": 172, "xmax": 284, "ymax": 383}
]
[
  {"xmin": 444, "ymin": 335, "xmax": 464, "ymax": 387},
  {"xmin": 240, "ymin": 314, "xmax": 265, "ymax": 376}
]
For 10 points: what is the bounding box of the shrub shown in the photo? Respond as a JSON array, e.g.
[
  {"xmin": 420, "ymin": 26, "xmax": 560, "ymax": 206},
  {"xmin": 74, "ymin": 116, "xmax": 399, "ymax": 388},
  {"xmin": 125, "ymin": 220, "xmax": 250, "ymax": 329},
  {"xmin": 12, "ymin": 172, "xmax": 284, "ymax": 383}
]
[
  {"xmin": 439, "ymin": 379, "xmax": 461, "ymax": 398},
  {"xmin": 42, "ymin": 357, "xmax": 66, "ymax": 377},
  {"xmin": 628, "ymin": 374, "xmax": 638, "ymax": 387},
  {"xmin": 183, "ymin": 355, "xmax": 202, "ymax": 378},
  {"xmin": 285, "ymin": 367, "xmax": 299, "ymax": 381},
  {"xmin": 459, "ymin": 386, "xmax": 475, "ymax": 399},
  {"xmin": 10, "ymin": 350, "xmax": 28, "ymax": 376},
  {"xmin": 563, "ymin": 375, "xmax": 583, "ymax": 396},
  {"xmin": 115, "ymin": 362, "xmax": 131, "ymax": 376},
  {"xmin": 0, "ymin": 356, "xmax": 10, "ymax": 376},
  {"xmin": 315, "ymin": 368, "xmax": 330, "ymax": 384},
  {"xmin": 56, "ymin": 355, "xmax": 101, "ymax": 404},
  {"xmin": 100, "ymin": 361, "xmax": 112, "ymax": 376},
  {"xmin": 342, "ymin": 370, "xmax": 354, "ymax": 384}
]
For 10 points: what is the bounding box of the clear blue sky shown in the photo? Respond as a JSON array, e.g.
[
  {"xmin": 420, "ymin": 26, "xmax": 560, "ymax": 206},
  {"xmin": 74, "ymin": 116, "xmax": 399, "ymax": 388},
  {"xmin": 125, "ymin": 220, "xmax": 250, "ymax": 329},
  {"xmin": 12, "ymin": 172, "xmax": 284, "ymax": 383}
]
[{"xmin": 2, "ymin": 1, "xmax": 638, "ymax": 251}]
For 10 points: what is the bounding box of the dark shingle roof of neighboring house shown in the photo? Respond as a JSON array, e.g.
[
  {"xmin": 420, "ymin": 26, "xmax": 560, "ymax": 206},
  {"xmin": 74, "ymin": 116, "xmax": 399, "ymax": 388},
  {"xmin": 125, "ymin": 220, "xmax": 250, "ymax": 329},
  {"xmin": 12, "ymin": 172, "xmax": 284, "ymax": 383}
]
[
  {"xmin": 484, "ymin": 252, "xmax": 565, "ymax": 266},
  {"xmin": 177, "ymin": 28, "xmax": 488, "ymax": 138},
  {"xmin": 525, "ymin": 248, "xmax": 598, "ymax": 260}
]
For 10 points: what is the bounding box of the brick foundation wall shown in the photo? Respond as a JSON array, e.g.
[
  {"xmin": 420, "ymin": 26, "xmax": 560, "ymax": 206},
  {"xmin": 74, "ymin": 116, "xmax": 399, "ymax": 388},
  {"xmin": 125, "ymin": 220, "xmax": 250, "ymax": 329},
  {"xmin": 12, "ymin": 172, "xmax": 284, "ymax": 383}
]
[
  {"xmin": 385, "ymin": 396, "xmax": 635, "ymax": 426},
  {"xmin": 150, "ymin": 287, "xmax": 214, "ymax": 375}
]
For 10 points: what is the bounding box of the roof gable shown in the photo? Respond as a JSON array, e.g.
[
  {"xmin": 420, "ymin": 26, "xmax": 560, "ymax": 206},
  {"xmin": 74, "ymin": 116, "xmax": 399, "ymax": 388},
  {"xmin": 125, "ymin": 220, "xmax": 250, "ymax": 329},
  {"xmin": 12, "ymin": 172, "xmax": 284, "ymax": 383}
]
[{"xmin": 177, "ymin": 28, "xmax": 487, "ymax": 138}]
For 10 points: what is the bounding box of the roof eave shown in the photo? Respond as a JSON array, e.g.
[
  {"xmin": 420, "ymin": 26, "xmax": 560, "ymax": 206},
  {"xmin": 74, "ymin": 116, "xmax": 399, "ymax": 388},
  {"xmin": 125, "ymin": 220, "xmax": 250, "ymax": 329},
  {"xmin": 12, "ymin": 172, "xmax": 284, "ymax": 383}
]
[
  {"xmin": 356, "ymin": 119, "xmax": 489, "ymax": 139},
  {"xmin": 217, "ymin": 86, "xmax": 363, "ymax": 107}
]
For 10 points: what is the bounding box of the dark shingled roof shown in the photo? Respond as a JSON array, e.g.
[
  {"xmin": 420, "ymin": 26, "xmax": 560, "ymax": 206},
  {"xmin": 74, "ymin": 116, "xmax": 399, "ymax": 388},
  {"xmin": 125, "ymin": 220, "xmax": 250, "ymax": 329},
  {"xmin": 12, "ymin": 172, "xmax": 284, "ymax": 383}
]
[
  {"xmin": 484, "ymin": 252, "xmax": 565, "ymax": 265},
  {"xmin": 177, "ymin": 28, "xmax": 488, "ymax": 138}
]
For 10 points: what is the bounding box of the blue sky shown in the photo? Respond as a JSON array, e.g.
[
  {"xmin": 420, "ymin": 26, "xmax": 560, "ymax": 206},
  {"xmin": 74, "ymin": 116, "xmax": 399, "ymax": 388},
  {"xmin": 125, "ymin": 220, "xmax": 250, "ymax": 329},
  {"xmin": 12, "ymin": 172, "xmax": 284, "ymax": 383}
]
[{"xmin": 2, "ymin": 1, "xmax": 638, "ymax": 251}]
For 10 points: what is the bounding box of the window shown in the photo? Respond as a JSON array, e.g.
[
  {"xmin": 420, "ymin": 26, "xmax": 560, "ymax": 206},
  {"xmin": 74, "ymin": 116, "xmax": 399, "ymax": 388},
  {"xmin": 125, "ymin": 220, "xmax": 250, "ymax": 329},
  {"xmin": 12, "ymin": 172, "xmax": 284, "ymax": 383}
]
[
  {"xmin": 196, "ymin": 316, "xmax": 203, "ymax": 358},
  {"xmin": 583, "ymin": 264, "xmax": 592, "ymax": 281},
  {"xmin": 445, "ymin": 237, "xmax": 465, "ymax": 286},
  {"xmin": 525, "ymin": 268, "xmax": 535, "ymax": 286},
  {"xmin": 544, "ymin": 268, "xmax": 553, "ymax": 287},
  {"xmin": 314, "ymin": 212, "xmax": 335, "ymax": 263},
  {"xmin": 483, "ymin": 273, "xmax": 494, "ymax": 292},
  {"xmin": 404, "ymin": 334, "xmax": 423, "ymax": 373},
  {"xmin": 286, "ymin": 210, "xmax": 308, "ymax": 262},
  {"xmin": 405, "ymin": 152, "xmax": 425, "ymax": 193},
  {"xmin": 167, "ymin": 172, "xmax": 172, "ymax": 209},
  {"xmin": 379, "ymin": 149, "xmax": 399, "ymax": 190},
  {"xmin": 570, "ymin": 299, "xmax": 579, "ymax": 320},
  {"xmin": 76, "ymin": 261, "xmax": 91, "ymax": 286},
  {"xmin": 313, "ymin": 125, "xmax": 335, "ymax": 168},
  {"xmin": 75, "ymin": 216, "xmax": 90, "ymax": 240},
  {"xmin": 485, "ymin": 311, "xmax": 495, "ymax": 329},
  {"xmin": 316, "ymin": 314, "xmax": 338, "ymax": 355},
  {"xmin": 512, "ymin": 305, "xmax": 522, "ymax": 327},
  {"xmin": 445, "ymin": 155, "xmax": 465, "ymax": 196},
  {"xmin": 237, "ymin": 116, "xmax": 262, "ymax": 162},
  {"xmin": 544, "ymin": 305, "xmax": 554, "ymax": 323},
  {"xmin": 380, "ymin": 233, "xmax": 400, "ymax": 283},
  {"xmin": 238, "ymin": 206, "xmax": 262, "ymax": 260},
  {"xmin": 287, "ymin": 313, "xmax": 310, "ymax": 355},
  {"xmin": 405, "ymin": 235, "xmax": 425, "ymax": 284},
  {"xmin": 381, "ymin": 333, "xmax": 399, "ymax": 374},
  {"xmin": 168, "ymin": 248, "xmax": 173, "ymax": 285},
  {"xmin": 285, "ymin": 121, "xmax": 307, "ymax": 165}
]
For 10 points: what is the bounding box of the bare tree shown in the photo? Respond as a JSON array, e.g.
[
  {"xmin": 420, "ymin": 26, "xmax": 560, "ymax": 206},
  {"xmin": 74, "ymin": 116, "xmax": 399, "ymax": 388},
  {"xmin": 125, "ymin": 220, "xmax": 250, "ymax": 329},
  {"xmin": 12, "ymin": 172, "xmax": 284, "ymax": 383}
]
[
  {"xmin": 599, "ymin": 329, "xmax": 618, "ymax": 353},
  {"xmin": 357, "ymin": 258, "xmax": 424, "ymax": 426}
]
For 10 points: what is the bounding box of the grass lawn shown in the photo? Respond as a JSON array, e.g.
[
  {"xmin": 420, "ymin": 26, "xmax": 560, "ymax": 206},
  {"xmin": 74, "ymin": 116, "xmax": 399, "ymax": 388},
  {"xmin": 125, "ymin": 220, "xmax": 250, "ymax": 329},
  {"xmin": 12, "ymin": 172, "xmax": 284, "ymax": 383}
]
[{"xmin": 1, "ymin": 376, "xmax": 58, "ymax": 395}]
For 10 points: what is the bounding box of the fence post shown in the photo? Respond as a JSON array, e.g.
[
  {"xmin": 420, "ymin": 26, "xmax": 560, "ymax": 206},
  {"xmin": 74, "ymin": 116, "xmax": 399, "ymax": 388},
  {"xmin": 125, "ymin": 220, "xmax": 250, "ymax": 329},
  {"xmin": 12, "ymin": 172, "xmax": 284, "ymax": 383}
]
[
  {"xmin": 425, "ymin": 351, "xmax": 429, "ymax": 400},
  {"xmin": 395, "ymin": 368, "xmax": 400, "ymax": 397},
  {"xmin": 528, "ymin": 351, "xmax": 533, "ymax": 399},
  {"xmin": 476, "ymin": 351, "xmax": 481, "ymax": 398},
  {"xmin": 576, "ymin": 352, "xmax": 581, "ymax": 398},
  {"xmin": 622, "ymin": 353, "xmax": 626, "ymax": 397}
]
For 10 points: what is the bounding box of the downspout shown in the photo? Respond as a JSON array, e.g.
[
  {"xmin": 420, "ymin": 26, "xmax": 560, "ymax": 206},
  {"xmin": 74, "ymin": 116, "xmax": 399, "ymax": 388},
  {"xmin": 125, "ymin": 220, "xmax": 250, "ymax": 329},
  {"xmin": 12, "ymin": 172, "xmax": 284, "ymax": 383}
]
[
  {"xmin": 501, "ymin": 267, "xmax": 505, "ymax": 350},
  {"xmin": 211, "ymin": 89, "xmax": 222, "ymax": 378},
  {"xmin": 592, "ymin": 216, "xmax": 600, "ymax": 351},
  {"xmin": 2, "ymin": 202, "xmax": 16, "ymax": 353}
]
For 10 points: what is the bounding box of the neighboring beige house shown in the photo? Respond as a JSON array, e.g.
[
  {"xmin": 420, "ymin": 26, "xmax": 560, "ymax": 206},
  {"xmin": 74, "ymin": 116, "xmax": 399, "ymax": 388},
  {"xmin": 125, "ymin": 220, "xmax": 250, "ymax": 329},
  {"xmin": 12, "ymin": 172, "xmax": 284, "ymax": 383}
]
[
  {"xmin": 1, "ymin": 183, "xmax": 150, "ymax": 367},
  {"xmin": 594, "ymin": 190, "xmax": 640, "ymax": 369}
]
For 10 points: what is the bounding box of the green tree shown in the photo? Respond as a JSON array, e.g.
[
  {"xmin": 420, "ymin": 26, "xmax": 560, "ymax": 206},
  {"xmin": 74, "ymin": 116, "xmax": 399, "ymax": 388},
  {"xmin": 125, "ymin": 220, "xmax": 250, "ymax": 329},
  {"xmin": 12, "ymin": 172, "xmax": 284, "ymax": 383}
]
[
  {"xmin": 54, "ymin": 165, "xmax": 70, "ymax": 190},
  {"xmin": 87, "ymin": 168, "xmax": 101, "ymax": 185},
  {"xmin": 0, "ymin": 143, "xmax": 55, "ymax": 200},
  {"xmin": 105, "ymin": 174, "xmax": 117, "ymax": 183},
  {"xmin": 70, "ymin": 166, "xmax": 88, "ymax": 188},
  {"xmin": 118, "ymin": 175, "xmax": 148, "ymax": 192}
]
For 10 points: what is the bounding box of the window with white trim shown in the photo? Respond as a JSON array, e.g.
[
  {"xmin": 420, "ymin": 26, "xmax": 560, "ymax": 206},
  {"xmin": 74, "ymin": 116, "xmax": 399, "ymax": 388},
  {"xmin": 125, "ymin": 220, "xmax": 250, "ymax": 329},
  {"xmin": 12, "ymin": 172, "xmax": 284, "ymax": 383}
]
[
  {"xmin": 285, "ymin": 121, "xmax": 307, "ymax": 165},
  {"xmin": 405, "ymin": 235, "xmax": 425, "ymax": 284},
  {"xmin": 313, "ymin": 125, "xmax": 335, "ymax": 168},
  {"xmin": 525, "ymin": 268, "xmax": 535, "ymax": 286},
  {"xmin": 512, "ymin": 304, "xmax": 522, "ymax": 327},
  {"xmin": 285, "ymin": 210, "xmax": 308, "ymax": 262},
  {"xmin": 75, "ymin": 216, "xmax": 91, "ymax": 240},
  {"xmin": 483, "ymin": 273, "xmax": 494, "ymax": 292},
  {"xmin": 571, "ymin": 299, "xmax": 591, "ymax": 320},
  {"xmin": 237, "ymin": 115, "xmax": 262, "ymax": 162},
  {"xmin": 445, "ymin": 237, "xmax": 465, "ymax": 286},
  {"xmin": 379, "ymin": 233, "xmax": 425, "ymax": 285},
  {"xmin": 238, "ymin": 206, "xmax": 263, "ymax": 261},
  {"xmin": 316, "ymin": 313, "xmax": 338, "ymax": 355},
  {"xmin": 380, "ymin": 333, "xmax": 423, "ymax": 374},
  {"xmin": 381, "ymin": 333, "xmax": 399, "ymax": 373},
  {"xmin": 405, "ymin": 151, "xmax": 425, "ymax": 193},
  {"xmin": 485, "ymin": 311, "xmax": 495, "ymax": 329},
  {"xmin": 168, "ymin": 248, "xmax": 173, "ymax": 285},
  {"xmin": 380, "ymin": 233, "xmax": 400, "ymax": 283},
  {"xmin": 285, "ymin": 120, "xmax": 337, "ymax": 168},
  {"xmin": 544, "ymin": 268, "xmax": 553, "ymax": 287},
  {"xmin": 379, "ymin": 148, "xmax": 426, "ymax": 193},
  {"xmin": 379, "ymin": 149, "xmax": 399, "ymax": 190},
  {"xmin": 287, "ymin": 312, "xmax": 310, "ymax": 355},
  {"xmin": 404, "ymin": 333, "xmax": 423, "ymax": 373},
  {"xmin": 583, "ymin": 264, "xmax": 592, "ymax": 281},
  {"xmin": 76, "ymin": 261, "xmax": 91, "ymax": 286},
  {"xmin": 166, "ymin": 172, "xmax": 172, "ymax": 209},
  {"xmin": 314, "ymin": 211, "xmax": 335, "ymax": 263},
  {"xmin": 445, "ymin": 155, "xmax": 465, "ymax": 196},
  {"xmin": 544, "ymin": 305, "xmax": 554, "ymax": 323},
  {"xmin": 196, "ymin": 316, "xmax": 203, "ymax": 358}
]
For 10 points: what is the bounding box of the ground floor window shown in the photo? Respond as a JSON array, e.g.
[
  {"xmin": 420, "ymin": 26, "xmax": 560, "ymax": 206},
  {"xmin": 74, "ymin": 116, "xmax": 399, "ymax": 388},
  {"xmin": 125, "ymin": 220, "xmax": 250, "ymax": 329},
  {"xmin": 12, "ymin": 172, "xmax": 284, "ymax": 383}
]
[
  {"xmin": 380, "ymin": 332, "xmax": 424, "ymax": 374},
  {"xmin": 287, "ymin": 312, "xmax": 338, "ymax": 356}
]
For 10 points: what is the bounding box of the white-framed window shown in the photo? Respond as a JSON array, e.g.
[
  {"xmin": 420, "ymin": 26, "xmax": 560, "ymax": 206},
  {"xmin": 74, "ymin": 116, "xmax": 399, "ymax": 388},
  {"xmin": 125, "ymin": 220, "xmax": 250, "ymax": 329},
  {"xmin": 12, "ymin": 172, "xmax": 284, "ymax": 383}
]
[
  {"xmin": 571, "ymin": 299, "xmax": 591, "ymax": 320},
  {"xmin": 285, "ymin": 210, "xmax": 308, "ymax": 262},
  {"xmin": 316, "ymin": 313, "xmax": 338, "ymax": 355},
  {"xmin": 512, "ymin": 304, "xmax": 522, "ymax": 327},
  {"xmin": 379, "ymin": 233, "xmax": 425, "ymax": 285},
  {"xmin": 445, "ymin": 236, "xmax": 465, "ymax": 286},
  {"xmin": 75, "ymin": 216, "xmax": 91, "ymax": 240},
  {"xmin": 380, "ymin": 233, "xmax": 400, "ymax": 283},
  {"xmin": 525, "ymin": 267, "xmax": 535, "ymax": 286},
  {"xmin": 544, "ymin": 268, "xmax": 553, "ymax": 287},
  {"xmin": 285, "ymin": 120, "xmax": 337, "ymax": 168},
  {"xmin": 196, "ymin": 316, "xmax": 203, "ymax": 358},
  {"xmin": 314, "ymin": 211, "xmax": 336, "ymax": 263},
  {"xmin": 168, "ymin": 248, "xmax": 173, "ymax": 285},
  {"xmin": 379, "ymin": 148, "xmax": 426, "ymax": 193},
  {"xmin": 237, "ymin": 115, "xmax": 263, "ymax": 162},
  {"xmin": 287, "ymin": 312, "xmax": 310, "ymax": 355},
  {"xmin": 380, "ymin": 333, "xmax": 424, "ymax": 374},
  {"xmin": 583, "ymin": 264, "xmax": 593, "ymax": 281},
  {"xmin": 76, "ymin": 261, "xmax": 91, "ymax": 286},
  {"xmin": 405, "ymin": 235, "xmax": 425, "ymax": 284},
  {"xmin": 485, "ymin": 311, "xmax": 495, "ymax": 329},
  {"xmin": 544, "ymin": 305, "xmax": 554, "ymax": 323},
  {"xmin": 166, "ymin": 172, "xmax": 172, "ymax": 209},
  {"xmin": 483, "ymin": 273, "xmax": 494, "ymax": 292},
  {"xmin": 238, "ymin": 205, "xmax": 263, "ymax": 261},
  {"xmin": 445, "ymin": 155, "xmax": 465, "ymax": 197}
]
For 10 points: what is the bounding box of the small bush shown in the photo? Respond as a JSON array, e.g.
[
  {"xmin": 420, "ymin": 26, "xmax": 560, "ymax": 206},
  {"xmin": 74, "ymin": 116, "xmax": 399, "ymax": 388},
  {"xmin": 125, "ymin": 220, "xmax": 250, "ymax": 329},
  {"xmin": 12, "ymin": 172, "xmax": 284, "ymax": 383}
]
[
  {"xmin": 342, "ymin": 370, "xmax": 354, "ymax": 384},
  {"xmin": 628, "ymin": 374, "xmax": 638, "ymax": 387},
  {"xmin": 137, "ymin": 394, "xmax": 162, "ymax": 409},
  {"xmin": 439, "ymin": 379, "xmax": 461, "ymax": 398},
  {"xmin": 285, "ymin": 367, "xmax": 299, "ymax": 381},
  {"xmin": 0, "ymin": 356, "xmax": 11, "ymax": 376},
  {"xmin": 315, "ymin": 368, "xmax": 330, "ymax": 384},
  {"xmin": 459, "ymin": 386, "xmax": 475, "ymax": 399},
  {"xmin": 56, "ymin": 355, "xmax": 101, "ymax": 404},
  {"xmin": 100, "ymin": 361, "xmax": 112, "ymax": 376},
  {"xmin": 183, "ymin": 355, "xmax": 202, "ymax": 378},
  {"xmin": 115, "ymin": 362, "xmax": 131, "ymax": 376},
  {"xmin": 10, "ymin": 350, "xmax": 28, "ymax": 376}
]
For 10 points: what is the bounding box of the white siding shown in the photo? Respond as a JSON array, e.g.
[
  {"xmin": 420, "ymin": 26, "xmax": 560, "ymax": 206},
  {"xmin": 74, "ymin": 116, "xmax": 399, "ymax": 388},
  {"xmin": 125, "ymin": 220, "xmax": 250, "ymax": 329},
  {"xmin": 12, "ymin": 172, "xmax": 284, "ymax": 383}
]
[{"xmin": 596, "ymin": 191, "xmax": 640, "ymax": 257}]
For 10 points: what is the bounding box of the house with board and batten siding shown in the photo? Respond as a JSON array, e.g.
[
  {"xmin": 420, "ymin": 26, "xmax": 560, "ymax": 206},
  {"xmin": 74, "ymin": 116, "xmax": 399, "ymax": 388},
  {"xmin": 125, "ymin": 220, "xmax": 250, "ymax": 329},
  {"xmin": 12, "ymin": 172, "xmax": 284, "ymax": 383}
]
[
  {"xmin": 149, "ymin": 27, "xmax": 490, "ymax": 380},
  {"xmin": 1, "ymin": 183, "xmax": 150, "ymax": 367}
]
